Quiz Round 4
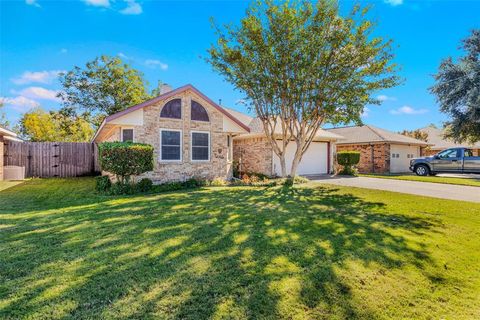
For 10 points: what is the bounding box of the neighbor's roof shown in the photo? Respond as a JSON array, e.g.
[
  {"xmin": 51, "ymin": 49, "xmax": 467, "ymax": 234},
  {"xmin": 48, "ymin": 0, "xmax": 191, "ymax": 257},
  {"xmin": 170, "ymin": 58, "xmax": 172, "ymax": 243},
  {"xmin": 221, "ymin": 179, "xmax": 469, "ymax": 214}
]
[
  {"xmin": 327, "ymin": 125, "xmax": 430, "ymax": 146},
  {"xmin": 420, "ymin": 126, "xmax": 480, "ymax": 149},
  {"xmin": 0, "ymin": 126, "xmax": 22, "ymax": 141},
  {"xmin": 225, "ymin": 110, "xmax": 343, "ymax": 141}
]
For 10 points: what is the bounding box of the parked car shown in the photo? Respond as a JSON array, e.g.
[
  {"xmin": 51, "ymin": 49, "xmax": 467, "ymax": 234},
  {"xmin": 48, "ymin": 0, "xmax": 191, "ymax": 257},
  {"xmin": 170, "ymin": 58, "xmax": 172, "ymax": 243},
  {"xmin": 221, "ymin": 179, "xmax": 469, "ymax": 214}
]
[{"xmin": 410, "ymin": 147, "xmax": 480, "ymax": 176}]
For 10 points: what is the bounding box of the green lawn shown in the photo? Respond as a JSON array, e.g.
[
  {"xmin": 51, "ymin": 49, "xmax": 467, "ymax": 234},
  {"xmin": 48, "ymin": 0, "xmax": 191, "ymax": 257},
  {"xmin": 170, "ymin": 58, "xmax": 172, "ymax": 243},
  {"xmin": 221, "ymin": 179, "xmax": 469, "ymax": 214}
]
[
  {"xmin": 359, "ymin": 173, "xmax": 480, "ymax": 187},
  {"xmin": 1, "ymin": 178, "xmax": 479, "ymax": 319},
  {"xmin": 0, "ymin": 180, "xmax": 24, "ymax": 192}
]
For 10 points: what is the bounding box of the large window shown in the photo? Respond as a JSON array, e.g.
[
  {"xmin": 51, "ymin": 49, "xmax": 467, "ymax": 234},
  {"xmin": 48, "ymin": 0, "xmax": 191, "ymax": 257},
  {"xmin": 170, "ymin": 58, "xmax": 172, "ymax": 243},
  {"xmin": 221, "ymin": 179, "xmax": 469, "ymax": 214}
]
[
  {"xmin": 160, "ymin": 130, "xmax": 182, "ymax": 161},
  {"xmin": 191, "ymin": 101, "xmax": 209, "ymax": 122},
  {"xmin": 191, "ymin": 131, "xmax": 210, "ymax": 161},
  {"xmin": 160, "ymin": 99, "xmax": 182, "ymax": 119},
  {"xmin": 121, "ymin": 128, "xmax": 133, "ymax": 142}
]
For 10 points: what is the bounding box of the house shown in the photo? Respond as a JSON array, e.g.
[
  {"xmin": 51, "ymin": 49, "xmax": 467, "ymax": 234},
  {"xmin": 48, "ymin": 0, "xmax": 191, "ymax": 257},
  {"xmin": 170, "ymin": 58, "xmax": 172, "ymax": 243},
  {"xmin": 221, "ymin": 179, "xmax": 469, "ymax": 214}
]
[
  {"xmin": 0, "ymin": 126, "xmax": 22, "ymax": 181},
  {"xmin": 326, "ymin": 125, "xmax": 430, "ymax": 173},
  {"xmin": 92, "ymin": 84, "xmax": 341, "ymax": 182},
  {"xmin": 420, "ymin": 125, "xmax": 480, "ymax": 156}
]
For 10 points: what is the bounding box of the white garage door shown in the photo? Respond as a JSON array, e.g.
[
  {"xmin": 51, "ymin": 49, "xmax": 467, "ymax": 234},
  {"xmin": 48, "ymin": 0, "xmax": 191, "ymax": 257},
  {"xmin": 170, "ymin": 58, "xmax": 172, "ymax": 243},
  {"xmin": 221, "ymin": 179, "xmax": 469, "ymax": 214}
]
[
  {"xmin": 390, "ymin": 144, "xmax": 420, "ymax": 173},
  {"xmin": 273, "ymin": 142, "xmax": 328, "ymax": 176}
]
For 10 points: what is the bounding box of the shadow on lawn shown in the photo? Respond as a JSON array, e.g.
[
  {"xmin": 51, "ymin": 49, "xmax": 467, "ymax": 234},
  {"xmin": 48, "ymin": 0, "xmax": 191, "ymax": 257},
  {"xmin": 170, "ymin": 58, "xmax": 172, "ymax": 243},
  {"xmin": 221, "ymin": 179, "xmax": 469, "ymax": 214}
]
[{"xmin": 1, "ymin": 183, "xmax": 439, "ymax": 319}]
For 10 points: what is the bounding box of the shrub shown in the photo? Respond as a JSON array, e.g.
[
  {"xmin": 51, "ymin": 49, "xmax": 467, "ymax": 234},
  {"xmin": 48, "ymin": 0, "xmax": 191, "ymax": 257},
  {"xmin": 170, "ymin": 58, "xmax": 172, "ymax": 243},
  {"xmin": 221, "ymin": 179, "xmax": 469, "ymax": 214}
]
[
  {"xmin": 241, "ymin": 174, "xmax": 251, "ymax": 185},
  {"xmin": 136, "ymin": 178, "xmax": 153, "ymax": 192},
  {"xmin": 293, "ymin": 175, "xmax": 309, "ymax": 184},
  {"xmin": 337, "ymin": 151, "xmax": 361, "ymax": 175},
  {"xmin": 98, "ymin": 142, "xmax": 154, "ymax": 184},
  {"xmin": 153, "ymin": 181, "xmax": 184, "ymax": 193},
  {"xmin": 110, "ymin": 181, "xmax": 135, "ymax": 195},
  {"xmin": 210, "ymin": 178, "xmax": 227, "ymax": 186},
  {"xmin": 95, "ymin": 175, "xmax": 111, "ymax": 192}
]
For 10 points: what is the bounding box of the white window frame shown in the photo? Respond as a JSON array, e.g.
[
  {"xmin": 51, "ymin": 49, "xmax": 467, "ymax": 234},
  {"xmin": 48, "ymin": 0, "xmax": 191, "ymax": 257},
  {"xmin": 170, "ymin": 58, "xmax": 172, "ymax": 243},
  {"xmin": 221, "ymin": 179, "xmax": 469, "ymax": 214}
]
[
  {"xmin": 227, "ymin": 135, "xmax": 233, "ymax": 162},
  {"xmin": 121, "ymin": 127, "xmax": 134, "ymax": 142},
  {"xmin": 190, "ymin": 130, "xmax": 210, "ymax": 162},
  {"xmin": 159, "ymin": 129, "xmax": 183, "ymax": 162}
]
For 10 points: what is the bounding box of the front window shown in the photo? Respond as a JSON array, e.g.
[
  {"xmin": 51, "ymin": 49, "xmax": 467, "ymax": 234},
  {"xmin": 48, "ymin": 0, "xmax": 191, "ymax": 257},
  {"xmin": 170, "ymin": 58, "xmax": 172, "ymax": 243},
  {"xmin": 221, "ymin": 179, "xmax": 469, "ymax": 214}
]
[
  {"xmin": 191, "ymin": 131, "xmax": 210, "ymax": 161},
  {"xmin": 122, "ymin": 128, "xmax": 133, "ymax": 142},
  {"xmin": 160, "ymin": 130, "xmax": 182, "ymax": 161},
  {"xmin": 437, "ymin": 149, "xmax": 459, "ymax": 159}
]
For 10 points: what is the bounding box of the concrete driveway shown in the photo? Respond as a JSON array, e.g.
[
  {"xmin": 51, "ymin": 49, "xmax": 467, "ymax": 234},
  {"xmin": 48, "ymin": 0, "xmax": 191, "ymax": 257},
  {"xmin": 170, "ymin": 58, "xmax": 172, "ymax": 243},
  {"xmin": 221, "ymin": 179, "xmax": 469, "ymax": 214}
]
[{"xmin": 310, "ymin": 176, "xmax": 480, "ymax": 203}]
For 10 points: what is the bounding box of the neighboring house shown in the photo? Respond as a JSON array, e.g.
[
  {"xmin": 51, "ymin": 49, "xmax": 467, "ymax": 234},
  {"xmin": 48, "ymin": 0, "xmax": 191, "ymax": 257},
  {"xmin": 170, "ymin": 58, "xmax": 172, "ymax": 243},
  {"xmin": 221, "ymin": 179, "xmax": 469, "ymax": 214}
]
[
  {"xmin": 231, "ymin": 113, "xmax": 342, "ymax": 176},
  {"xmin": 93, "ymin": 84, "xmax": 250, "ymax": 183},
  {"xmin": 326, "ymin": 125, "xmax": 430, "ymax": 173},
  {"xmin": 0, "ymin": 126, "xmax": 22, "ymax": 181},
  {"xmin": 420, "ymin": 125, "xmax": 480, "ymax": 156}
]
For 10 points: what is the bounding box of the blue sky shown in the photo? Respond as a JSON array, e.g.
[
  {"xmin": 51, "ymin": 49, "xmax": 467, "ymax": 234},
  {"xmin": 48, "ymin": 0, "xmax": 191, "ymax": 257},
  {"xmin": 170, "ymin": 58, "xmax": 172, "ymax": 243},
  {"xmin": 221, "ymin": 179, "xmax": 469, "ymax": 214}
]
[{"xmin": 1, "ymin": 0, "xmax": 479, "ymax": 131}]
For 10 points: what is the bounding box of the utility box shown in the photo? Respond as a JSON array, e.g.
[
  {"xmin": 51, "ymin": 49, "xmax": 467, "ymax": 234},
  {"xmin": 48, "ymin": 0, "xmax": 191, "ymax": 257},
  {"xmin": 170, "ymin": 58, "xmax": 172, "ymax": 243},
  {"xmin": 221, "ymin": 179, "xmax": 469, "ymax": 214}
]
[{"xmin": 3, "ymin": 166, "xmax": 25, "ymax": 180}]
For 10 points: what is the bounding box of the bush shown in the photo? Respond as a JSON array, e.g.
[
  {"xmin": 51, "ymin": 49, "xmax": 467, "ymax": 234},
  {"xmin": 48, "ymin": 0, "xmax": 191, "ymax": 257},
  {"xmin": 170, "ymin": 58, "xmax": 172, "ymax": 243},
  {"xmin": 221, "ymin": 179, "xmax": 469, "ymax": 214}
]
[
  {"xmin": 136, "ymin": 178, "xmax": 153, "ymax": 192},
  {"xmin": 210, "ymin": 177, "xmax": 227, "ymax": 186},
  {"xmin": 152, "ymin": 181, "xmax": 184, "ymax": 193},
  {"xmin": 98, "ymin": 142, "xmax": 154, "ymax": 184},
  {"xmin": 337, "ymin": 151, "xmax": 361, "ymax": 175},
  {"xmin": 110, "ymin": 181, "xmax": 135, "ymax": 195},
  {"xmin": 95, "ymin": 175, "xmax": 111, "ymax": 192}
]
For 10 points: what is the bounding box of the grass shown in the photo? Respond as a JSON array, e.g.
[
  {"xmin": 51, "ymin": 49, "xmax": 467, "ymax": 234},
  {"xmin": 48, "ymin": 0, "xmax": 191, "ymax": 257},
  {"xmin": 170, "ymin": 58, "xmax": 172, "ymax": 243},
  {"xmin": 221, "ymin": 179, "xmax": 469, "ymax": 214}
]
[
  {"xmin": 0, "ymin": 180, "xmax": 24, "ymax": 192},
  {"xmin": 359, "ymin": 173, "xmax": 480, "ymax": 187},
  {"xmin": 1, "ymin": 178, "xmax": 480, "ymax": 319}
]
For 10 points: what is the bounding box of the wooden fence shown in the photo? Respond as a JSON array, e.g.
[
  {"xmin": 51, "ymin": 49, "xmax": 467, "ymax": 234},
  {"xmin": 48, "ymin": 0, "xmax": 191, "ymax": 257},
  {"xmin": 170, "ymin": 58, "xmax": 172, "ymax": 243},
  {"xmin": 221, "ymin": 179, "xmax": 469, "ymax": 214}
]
[{"xmin": 3, "ymin": 141, "xmax": 100, "ymax": 178}]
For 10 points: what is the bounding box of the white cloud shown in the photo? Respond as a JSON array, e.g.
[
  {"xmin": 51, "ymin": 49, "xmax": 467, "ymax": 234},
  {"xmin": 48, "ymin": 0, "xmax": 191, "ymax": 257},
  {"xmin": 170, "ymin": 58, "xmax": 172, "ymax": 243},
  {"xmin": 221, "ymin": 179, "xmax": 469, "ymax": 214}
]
[
  {"xmin": 60, "ymin": 48, "xmax": 68, "ymax": 54},
  {"xmin": 118, "ymin": 52, "xmax": 133, "ymax": 60},
  {"xmin": 18, "ymin": 87, "xmax": 61, "ymax": 102},
  {"xmin": 145, "ymin": 59, "xmax": 168, "ymax": 70},
  {"xmin": 12, "ymin": 70, "xmax": 65, "ymax": 85},
  {"xmin": 0, "ymin": 96, "xmax": 40, "ymax": 112},
  {"xmin": 384, "ymin": 0, "xmax": 403, "ymax": 6},
  {"xmin": 25, "ymin": 0, "xmax": 40, "ymax": 7},
  {"xmin": 83, "ymin": 0, "xmax": 110, "ymax": 7},
  {"xmin": 361, "ymin": 107, "xmax": 370, "ymax": 118},
  {"xmin": 390, "ymin": 105, "xmax": 428, "ymax": 115},
  {"xmin": 376, "ymin": 94, "xmax": 397, "ymax": 102},
  {"xmin": 120, "ymin": 0, "xmax": 142, "ymax": 15}
]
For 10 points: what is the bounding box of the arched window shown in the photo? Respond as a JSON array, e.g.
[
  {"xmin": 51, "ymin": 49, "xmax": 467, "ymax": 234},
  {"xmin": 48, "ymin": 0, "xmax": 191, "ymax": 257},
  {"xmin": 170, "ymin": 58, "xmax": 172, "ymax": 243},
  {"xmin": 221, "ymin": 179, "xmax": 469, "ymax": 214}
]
[
  {"xmin": 191, "ymin": 101, "xmax": 209, "ymax": 122},
  {"xmin": 160, "ymin": 99, "xmax": 182, "ymax": 119}
]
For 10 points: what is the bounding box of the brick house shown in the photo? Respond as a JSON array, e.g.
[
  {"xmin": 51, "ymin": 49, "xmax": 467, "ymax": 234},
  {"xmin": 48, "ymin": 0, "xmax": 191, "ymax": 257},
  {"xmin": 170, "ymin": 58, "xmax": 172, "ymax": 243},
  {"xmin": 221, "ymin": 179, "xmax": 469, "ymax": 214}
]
[
  {"xmin": 326, "ymin": 125, "xmax": 430, "ymax": 173},
  {"xmin": 420, "ymin": 125, "xmax": 480, "ymax": 156},
  {"xmin": 92, "ymin": 84, "xmax": 342, "ymax": 182}
]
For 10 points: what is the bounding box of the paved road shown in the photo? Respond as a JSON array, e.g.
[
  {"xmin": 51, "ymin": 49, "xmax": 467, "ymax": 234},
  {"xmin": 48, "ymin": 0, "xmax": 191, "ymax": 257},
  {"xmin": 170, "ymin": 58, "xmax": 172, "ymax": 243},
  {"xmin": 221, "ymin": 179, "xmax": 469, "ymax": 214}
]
[{"xmin": 311, "ymin": 176, "xmax": 480, "ymax": 203}]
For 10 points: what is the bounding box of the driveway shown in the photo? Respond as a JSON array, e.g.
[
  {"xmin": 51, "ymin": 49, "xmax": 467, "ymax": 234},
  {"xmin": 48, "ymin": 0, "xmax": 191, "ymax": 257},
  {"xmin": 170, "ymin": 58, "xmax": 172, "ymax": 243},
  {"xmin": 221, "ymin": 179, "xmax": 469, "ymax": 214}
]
[{"xmin": 310, "ymin": 176, "xmax": 480, "ymax": 203}]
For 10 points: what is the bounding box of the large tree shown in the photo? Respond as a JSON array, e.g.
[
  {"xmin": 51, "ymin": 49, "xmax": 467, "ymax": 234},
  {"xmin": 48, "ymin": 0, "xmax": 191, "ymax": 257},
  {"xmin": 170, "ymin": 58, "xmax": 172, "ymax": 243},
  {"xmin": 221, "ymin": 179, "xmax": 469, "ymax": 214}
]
[
  {"xmin": 399, "ymin": 129, "xmax": 428, "ymax": 142},
  {"xmin": 208, "ymin": 0, "xmax": 399, "ymax": 177},
  {"xmin": 57, "ymin": 55, "xmax": 151, "ymax": 127},
  {"xmin": 430, "ymin": 29, "xmax": 480, "ymax": 144},
  {"xmin": 18, "ymin": 107, "xmax": 94, "ymax": 142}
]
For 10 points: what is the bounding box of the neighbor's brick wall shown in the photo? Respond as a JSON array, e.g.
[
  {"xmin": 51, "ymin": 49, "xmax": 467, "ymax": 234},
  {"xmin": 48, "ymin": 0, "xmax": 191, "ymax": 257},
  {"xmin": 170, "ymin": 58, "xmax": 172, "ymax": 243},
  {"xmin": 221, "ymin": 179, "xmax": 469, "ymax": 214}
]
[
  {"xmin": 233, "ymin": 137, "xmax": 273, "ymax": 176},
  {"xmin": 336, "ymin": 143, "xmax": 390, "ymax": 174},
  {"xmin": 0, "ymin": 136, "xmax": 4, "ymax": 180}
]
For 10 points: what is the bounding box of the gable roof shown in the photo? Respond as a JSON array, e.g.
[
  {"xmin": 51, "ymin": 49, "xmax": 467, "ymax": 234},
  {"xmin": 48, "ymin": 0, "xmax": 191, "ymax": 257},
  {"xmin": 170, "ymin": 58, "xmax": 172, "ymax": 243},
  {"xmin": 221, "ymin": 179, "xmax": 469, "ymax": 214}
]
[
  {"xmin": 420, "ymin": 126, "xmax": 480, "ymax": 149},
  {"xmin": 327, "ymin": 125, "xmax": 429, "ymax": 146}
]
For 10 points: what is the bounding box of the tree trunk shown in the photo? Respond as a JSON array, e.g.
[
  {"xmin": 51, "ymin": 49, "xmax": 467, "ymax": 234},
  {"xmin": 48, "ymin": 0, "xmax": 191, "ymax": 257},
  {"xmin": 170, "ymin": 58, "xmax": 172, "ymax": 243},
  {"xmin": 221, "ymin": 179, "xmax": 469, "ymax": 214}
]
[
  {"xmin": 279, "ymin": 153, "xmax": 287, "ymax": 177},
  {"xmin": 290, "ymin": 152, "xmax": 302, "ymax": 177}
]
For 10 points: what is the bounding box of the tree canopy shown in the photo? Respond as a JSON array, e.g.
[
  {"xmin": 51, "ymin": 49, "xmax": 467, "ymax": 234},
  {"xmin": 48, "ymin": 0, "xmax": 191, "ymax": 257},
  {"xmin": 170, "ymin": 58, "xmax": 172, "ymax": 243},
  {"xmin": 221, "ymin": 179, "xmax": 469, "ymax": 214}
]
[
  {"xmin": 208, "ymin": 0, "xmax": 399, "ymax": 176},
  {"xmin": 57, "ymin": 55, "xmax": 151, "ymax": 127},
  {"xmin": 0, "ymin": 101, "xmax": 10, "ymax": 129},
  {"xmin": 399, "ymin": 129, "xmax": 428, "ymax": 142},
  {"xmin": 430, "ymin": 29, "xmax": 480, "ymax": 144},
  {"xmin": 18, "ymin": 107, "xmax": 94, "ymax": 142}
]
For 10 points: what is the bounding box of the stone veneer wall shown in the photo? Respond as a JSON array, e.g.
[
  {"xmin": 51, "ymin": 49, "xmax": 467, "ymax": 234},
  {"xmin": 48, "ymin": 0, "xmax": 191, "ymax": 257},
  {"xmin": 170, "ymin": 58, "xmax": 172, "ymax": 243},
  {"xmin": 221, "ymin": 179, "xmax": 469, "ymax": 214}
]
[
  {"xmin": 99, "ymin": 90, "xmax": 231, "ymax": 183},
  {"xmin": 233, "ymin": 137, "xmax": 273, "ymax": 176},
  {"xmin": 336, "ymin": 143, "xmax": 390, "ymax": 173}
]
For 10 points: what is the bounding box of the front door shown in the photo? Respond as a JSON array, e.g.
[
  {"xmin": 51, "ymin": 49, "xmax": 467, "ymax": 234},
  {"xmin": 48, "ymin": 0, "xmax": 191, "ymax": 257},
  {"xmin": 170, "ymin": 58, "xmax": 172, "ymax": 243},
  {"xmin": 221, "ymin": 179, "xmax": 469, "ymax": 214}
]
[{"xmin": 432, "ymin": 148, "xmax": 462, "ymax": 172}]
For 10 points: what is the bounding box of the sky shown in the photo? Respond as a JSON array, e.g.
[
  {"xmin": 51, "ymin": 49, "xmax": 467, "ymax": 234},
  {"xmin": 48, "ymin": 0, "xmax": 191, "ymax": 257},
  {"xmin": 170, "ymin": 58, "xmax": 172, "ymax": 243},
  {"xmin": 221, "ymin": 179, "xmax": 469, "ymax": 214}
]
[{"xmin": 0, "ymin": 0, "xmax": 479, "ymax": 132}]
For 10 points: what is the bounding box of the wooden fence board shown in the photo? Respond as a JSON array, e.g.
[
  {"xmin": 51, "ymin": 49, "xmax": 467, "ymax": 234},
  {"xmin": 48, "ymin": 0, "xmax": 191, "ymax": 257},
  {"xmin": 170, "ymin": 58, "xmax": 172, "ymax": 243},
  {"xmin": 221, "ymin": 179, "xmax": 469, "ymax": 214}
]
[{"xmin": 3, "ymin": 141, "xmax": 100, "ymax": 178}]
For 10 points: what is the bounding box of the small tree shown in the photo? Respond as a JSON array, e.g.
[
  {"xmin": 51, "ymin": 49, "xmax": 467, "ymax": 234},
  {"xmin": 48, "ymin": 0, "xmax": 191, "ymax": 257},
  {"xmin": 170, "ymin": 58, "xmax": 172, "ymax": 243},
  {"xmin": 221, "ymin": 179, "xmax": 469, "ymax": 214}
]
[
  {"xmin": 208, "ymin": 0, "xmax": 399, "ymax": 177},
  {"xmin": 399, "ymin": 129, "xmax": 428, "ymax": 142},
  {"xmin": 337, "ymin": 151, "xmax": 360, "ymax": 175},
  {"xmin": 98, "ymin": 142, "xmax": 154, "ymax": 184}
]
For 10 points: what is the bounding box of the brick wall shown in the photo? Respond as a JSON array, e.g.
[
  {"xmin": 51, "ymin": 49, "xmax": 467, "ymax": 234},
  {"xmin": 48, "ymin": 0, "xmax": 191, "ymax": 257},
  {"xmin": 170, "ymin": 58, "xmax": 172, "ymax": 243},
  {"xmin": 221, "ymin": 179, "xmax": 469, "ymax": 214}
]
[
  {"xmin": 99, "ymin": 89, "xmax": 232, "ymax": 183},
  {"xmin": 233, "ymin": 137, "xmax": 273, "ymax": 176},
  {"xmin": 336, "ymin": 143, "xmax": 390, "ymax": 173}
]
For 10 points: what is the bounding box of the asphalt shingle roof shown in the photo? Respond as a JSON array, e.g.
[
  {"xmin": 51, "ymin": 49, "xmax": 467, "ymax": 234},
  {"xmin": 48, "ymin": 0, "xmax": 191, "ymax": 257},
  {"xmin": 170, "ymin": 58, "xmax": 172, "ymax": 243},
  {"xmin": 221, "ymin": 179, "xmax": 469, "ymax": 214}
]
[{"xmin": 420, "ymin": 126, "xmax": 480, "ymax": 149}]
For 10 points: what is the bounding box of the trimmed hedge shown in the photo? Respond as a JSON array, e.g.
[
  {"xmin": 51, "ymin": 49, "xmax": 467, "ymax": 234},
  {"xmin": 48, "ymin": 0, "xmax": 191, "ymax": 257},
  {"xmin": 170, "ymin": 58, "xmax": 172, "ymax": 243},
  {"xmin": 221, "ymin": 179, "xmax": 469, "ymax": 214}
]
[
  {"xmin": 337, "ymin": 151, "xmax": 361, "ymax": 175},
  {"xmin": 98, "ymin": 142, "xmax": 154, "ymax": 183}
]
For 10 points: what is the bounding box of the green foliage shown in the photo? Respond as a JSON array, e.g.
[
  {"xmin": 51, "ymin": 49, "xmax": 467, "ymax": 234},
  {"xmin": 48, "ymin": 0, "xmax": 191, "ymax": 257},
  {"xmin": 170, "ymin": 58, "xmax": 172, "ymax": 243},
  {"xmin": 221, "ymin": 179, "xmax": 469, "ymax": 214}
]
[
  {"xmin": 283, "ymin": 175, "xmax": 310, "ymax": 187},
  {"xmin": 430, "ymin": 29, "xmax": 480, "ymax": 143},
  {"xmin": 110, "ymin": 181, "xmax": 135, "ymax": 195},
  {"xmin": 399, "ymin": 129, "xmax": 429, "ymax": 142},
  {"xmin": 208, "ymin": 0, "xmax": 399, "ymax": 176},
  {"xmin": 337, "ymin": 151, "xmax": 360, "ymax": 176},
  {"xmin": 136, "ymin": 178, "xmax": 153, "ymax": 193},
  {"xmin": 58, "ymin": 55, "xmax": 151, "ymax": 127},
  {"xmin": 98, "ymin": 142, "xmax": 154, "ymax": 184},
  {"xmin": 17, "ymin": 107, "xmax": 94, "ymax": 142},
  {"xmin": 210, "ymin": 177, "xmax": 227, "ymax": 186},
  {"xmin": 0, "ymin": 101, "xmax": 10, "ymax": 129},
  {"xmin": 95, "ymin": 176, "xmax": 111, "ymax": 192}
]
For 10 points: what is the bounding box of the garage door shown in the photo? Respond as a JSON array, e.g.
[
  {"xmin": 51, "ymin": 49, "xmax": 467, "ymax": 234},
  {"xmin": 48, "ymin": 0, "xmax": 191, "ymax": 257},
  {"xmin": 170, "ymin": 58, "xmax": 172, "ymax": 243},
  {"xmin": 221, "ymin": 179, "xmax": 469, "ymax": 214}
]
[
  {"xmin": 273, "ymin": 142, "xmax": 328, "ymax": 176},
  {"xmin": 390, "ymin": 144, "xmax": 420, "ymax": 173}
]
